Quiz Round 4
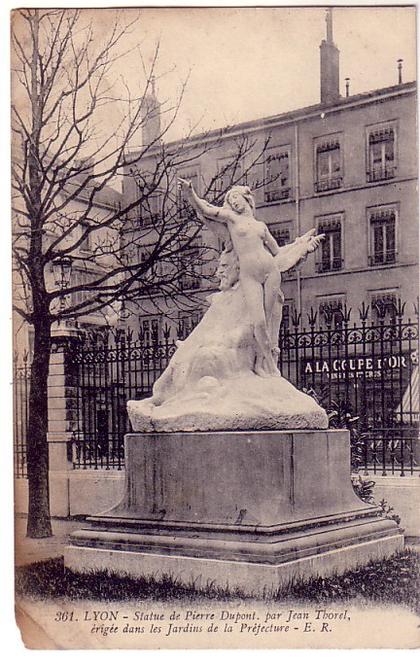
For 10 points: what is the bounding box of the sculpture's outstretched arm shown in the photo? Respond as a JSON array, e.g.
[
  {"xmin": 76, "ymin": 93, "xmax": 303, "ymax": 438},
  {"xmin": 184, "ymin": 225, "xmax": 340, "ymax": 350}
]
[{"xmin": 275, "ymin": 228, "xmax": 325, "ymax": 273}]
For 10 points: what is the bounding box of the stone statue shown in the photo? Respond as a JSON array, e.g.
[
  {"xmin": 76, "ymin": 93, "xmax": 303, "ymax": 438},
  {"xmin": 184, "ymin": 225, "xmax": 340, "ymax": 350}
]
[
  {"xmin": 127, "ymin": 181, "xmax": 328, "ymax": 432},
  {"xmin": 70, "ymin": 188, "xmax": 403, "ymax": 594},
  {"xmin": 178, "ymin": 178, "xmax": 324, "ymax": 376}
]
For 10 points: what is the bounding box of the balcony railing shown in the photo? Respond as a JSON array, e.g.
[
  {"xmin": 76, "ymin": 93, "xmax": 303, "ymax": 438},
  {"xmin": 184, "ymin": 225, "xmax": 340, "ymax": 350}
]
[
  {"xmin": 264, "ymin": 187, "xmax": 291, "ymax": 203},
  {"xmin": 314, "ymin": 176, "xmax": 343, "ymax": 193},
  {"xmin": 316, "ymin": 256, "xmax": 343, "ymax": 273},
  {"xmin": 366, "ymin": 166, "xmax": 396, "ymax": 183},
  {"xmin": 369, "ymin": 250, "xmax": 397, "ymax": 266}
]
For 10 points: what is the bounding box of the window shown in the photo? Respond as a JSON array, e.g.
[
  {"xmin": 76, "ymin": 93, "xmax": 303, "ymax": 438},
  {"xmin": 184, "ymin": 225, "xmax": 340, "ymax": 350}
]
[
  {"xmin": 242, "ymin": 158, "xmax": 262, "ymax": 194},
  {"xmin": 178, "ymin": 236, "xmax": 202, "ymax": 291},
  {"xmin": 141, "ymin": 319, "xmax": 150, "ymax": 343},
  {"xmin": 315, "ymin": 138, "xmax": 342, "ymax": 192},
  {"xmin": 269, "ymin": 223, "xmax": 291, "ymax": 248},
  {"xmin": 318, "ymin": 297, "xmax": 345, "ymax": 328},
  {"xmin": 281, "ymin": 300, "xmax": 294, "ymax": 332},
  {"xmin": 177, "ymin": 170, "xmax": 199, "ymax": 219},
  {"xmin": 367, "ymin": 126, "xmax": 396, "ymax": 182},
  {"xmin": 316, "ymin": 215, "xmax": 342, "ymax": 272},
  {"xmin": 71, "ymin": 269, "xmax": 93, "ymax": 306},
  {"xmin": 264, "ymin": 149, "xmax": 291, "ymax": 202},
  {"xmin": 136, "ymin": 181, "xmax": 161, "ymax": 226},
  {"xmin": 79, "ymin": 222, "xmax": 90, "ymax": 252},
  {"xmin": 177, "ymin": 310, "xmax": 202, "ymax": 339},
  {"xmin": 371, "ymin": 292, "xmax": 398, "ymax": 324},
  {"xmin": 140, "ymin": 318, "xmax": 161, "ymax": 344},
  {"xmin": 213, "ymin": 157, "xmax": 242, "ymax": 201},
  {"xmin": 140, "ymin": 251, "xmax": 164, "ymax": 294},
  {"xmin": 149, "ymin": 194, "xmax": 160, "ymax": 220},
  {"xmin": 369, "ymin": 208, "xmax": 397, "ymax": 266}
]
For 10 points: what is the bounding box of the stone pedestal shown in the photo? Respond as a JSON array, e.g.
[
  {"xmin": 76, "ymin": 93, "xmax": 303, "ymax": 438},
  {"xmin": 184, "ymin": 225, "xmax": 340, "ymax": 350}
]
[{"xmin": 65, "ymin": 430, "xmax": 403, "ymax": 595}]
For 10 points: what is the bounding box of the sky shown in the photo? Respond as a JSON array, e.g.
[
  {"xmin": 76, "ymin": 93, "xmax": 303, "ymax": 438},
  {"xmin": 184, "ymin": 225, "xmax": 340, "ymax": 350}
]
[
  {"xmin": 10, "ymin": 5, "xmax": 417, "ymax": 155},
  {"xmin": 105, "ymin": 5, "xmax": 417, "ymax": 141}
]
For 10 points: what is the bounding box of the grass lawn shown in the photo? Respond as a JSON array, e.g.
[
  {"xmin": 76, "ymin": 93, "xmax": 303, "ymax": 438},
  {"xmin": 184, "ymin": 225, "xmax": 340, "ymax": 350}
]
[{"xmin": 15, "ymin": 548, "xmax": 420, "ymax": 611}]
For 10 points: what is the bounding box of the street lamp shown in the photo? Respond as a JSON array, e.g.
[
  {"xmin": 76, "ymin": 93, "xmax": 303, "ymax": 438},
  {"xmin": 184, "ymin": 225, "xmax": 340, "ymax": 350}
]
[{"xmin": 52, "ymin": 255, "xmax": 73, "ymax": 315}]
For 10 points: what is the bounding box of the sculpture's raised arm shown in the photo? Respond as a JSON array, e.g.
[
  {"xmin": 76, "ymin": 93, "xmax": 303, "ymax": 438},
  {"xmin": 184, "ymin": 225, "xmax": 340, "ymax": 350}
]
[
  {"xmin": 178, "ymin": 178, "xmax": 226, "ymax": 221},
  {"xmin": 178, "ymin": 177, "xmax": 232, "ymax": 248}
]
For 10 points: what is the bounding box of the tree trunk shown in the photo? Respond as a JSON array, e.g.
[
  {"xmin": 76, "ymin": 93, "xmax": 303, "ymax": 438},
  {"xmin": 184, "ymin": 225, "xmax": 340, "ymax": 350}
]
[{"xmin": 26, "ymin": 313, "xmax": 53, "ymax": 538}]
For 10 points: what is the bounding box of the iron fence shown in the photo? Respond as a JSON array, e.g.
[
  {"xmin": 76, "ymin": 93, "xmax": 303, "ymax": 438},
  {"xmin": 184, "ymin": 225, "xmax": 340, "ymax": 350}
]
[
  {"xmin": 13, "ymin": 352, "xmax": 30, "ymax": 478},
  {"xmin": 13, "ymin": 300, "xmax": 419, "ymax": 477},
  {"xmin": 70, "ymin": 327, "xmax": 178, "ymax": 470},
  {"xmin": 279, "ymin": 301, "xmax": 419, "ymax": 476},
  {"xmin": 69, "ymin": 300, "xmax": 419, "ymax": 475}
]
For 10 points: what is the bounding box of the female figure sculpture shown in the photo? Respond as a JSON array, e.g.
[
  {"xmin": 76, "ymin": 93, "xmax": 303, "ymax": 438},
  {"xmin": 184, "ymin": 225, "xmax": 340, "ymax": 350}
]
[{"xmin": 178, "ymin": 178, "xmax": 324, "ymax": 377}]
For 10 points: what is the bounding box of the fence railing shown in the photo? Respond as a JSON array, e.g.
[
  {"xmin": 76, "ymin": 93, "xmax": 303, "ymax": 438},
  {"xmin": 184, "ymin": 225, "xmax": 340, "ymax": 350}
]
[
  {"xmin": 13, "ymin": 352, "xmax": 30, "ymax": 478},
  {"xmin": 68, "ymin": 301, "xmax": 419, "ymax": 475},
  {"xmin": 13, "ymin": 300, "xmax": 419, "ymax": 477}
]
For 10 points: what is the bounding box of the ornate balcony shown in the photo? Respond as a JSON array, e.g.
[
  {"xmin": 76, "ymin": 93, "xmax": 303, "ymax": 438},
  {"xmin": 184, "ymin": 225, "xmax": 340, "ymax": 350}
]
[
  {"xmin": 314, "ymin": 176, "xmax": 343, "ymax": 193},
  {"xmin": 264, "ymin": 187, "xmax": 291, "ymax": 203},
  {"xmin": 366, "ymin": 166, "xmax": 396, "ymax": 183},
  {"xmin": 369, "ymin": 250, "xmax": 397, "ymax": 266}
]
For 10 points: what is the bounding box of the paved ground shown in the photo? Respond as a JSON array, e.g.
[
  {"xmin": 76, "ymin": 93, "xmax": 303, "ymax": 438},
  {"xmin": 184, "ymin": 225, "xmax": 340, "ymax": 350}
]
[{"xmin": 15, "ymin": 515, "xmax": 87, "ymax": 566}]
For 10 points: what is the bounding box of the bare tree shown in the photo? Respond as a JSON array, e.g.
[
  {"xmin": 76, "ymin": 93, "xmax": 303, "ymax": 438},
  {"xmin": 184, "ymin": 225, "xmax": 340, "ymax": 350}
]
[{"xmin": 11, "ymin": 8, "xmax": 275, "ymax": 537}]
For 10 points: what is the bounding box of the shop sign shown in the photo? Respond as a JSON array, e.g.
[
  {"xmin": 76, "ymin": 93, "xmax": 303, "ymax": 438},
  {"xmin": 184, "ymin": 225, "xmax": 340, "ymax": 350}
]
[{"xmin": 303, "ymin": 354, "xmax": 408, "ymax": 380}]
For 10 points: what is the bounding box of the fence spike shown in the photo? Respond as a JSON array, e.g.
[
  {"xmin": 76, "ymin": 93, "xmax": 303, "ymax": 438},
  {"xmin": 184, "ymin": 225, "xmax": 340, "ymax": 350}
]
[
  {"xmin": 396, "ymin": 298, "xmax": 406, "ymax": 319},
  {"xmin": 359, "ymin": 302, "xmax": 370, "ymax": 321},
  {"xmin": 343, "ymin": 303, "xmax": 352, "ymax": 324},
  {"xmin": 291, "ymin": 308, "xmax": 301, "ymax": 329},
  {"xmin": 163, "ymin": 323, "xmax": 171, "ymax": 340},
  {"xmin": 307, "ymin": 307, "xmax": 318, "ymax": 328}
]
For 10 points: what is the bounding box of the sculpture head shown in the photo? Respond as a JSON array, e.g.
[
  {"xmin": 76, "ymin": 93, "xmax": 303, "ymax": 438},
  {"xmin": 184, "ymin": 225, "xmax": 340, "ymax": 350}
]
[
  {"xmin": 224, "ymin": 185, "xmax": 256, "ymax": 215},
  {"xmin": 216, "ymin": 249, "xmax": 240, "ymax": 291}
]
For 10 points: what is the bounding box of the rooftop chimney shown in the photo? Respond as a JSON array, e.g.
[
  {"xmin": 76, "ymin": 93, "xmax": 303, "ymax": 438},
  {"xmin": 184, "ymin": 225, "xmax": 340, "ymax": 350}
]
[
  {"xmin": 397, "ymin": 59, "xmax": 403, "ymax": 85},
  {"xmin": 345, "ymin": 77, "xmax": 350, "ymax": 97},
  {"xmin": 320, "ymin": 8, "xmax": 340, "ymax": 105}
]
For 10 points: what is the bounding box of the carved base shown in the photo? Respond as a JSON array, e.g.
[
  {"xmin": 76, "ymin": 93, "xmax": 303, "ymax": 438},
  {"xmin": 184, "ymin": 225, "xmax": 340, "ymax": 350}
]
[{"xmin": 65, "ymin": 431, "xmax": 403, "ymax": 595}]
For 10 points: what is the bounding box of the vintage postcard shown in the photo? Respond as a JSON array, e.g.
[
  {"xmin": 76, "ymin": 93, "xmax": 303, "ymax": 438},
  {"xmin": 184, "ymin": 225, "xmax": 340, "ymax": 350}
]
[{"xmin": 11, "ymin": 4, "xmax": 419, "ymax": 650}]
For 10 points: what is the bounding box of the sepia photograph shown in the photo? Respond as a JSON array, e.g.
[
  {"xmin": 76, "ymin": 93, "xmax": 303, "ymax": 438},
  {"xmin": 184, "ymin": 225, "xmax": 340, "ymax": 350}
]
[{"xmin": 10, "ymin": 3, "xmax": 419, "ymax": 650}]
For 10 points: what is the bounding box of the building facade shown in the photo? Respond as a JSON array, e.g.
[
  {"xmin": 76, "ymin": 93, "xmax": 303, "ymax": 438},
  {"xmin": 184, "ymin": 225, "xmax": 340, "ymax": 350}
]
[{"xmin": 122, "ymin": 12, "xmax": 417, "ymax": 339}]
